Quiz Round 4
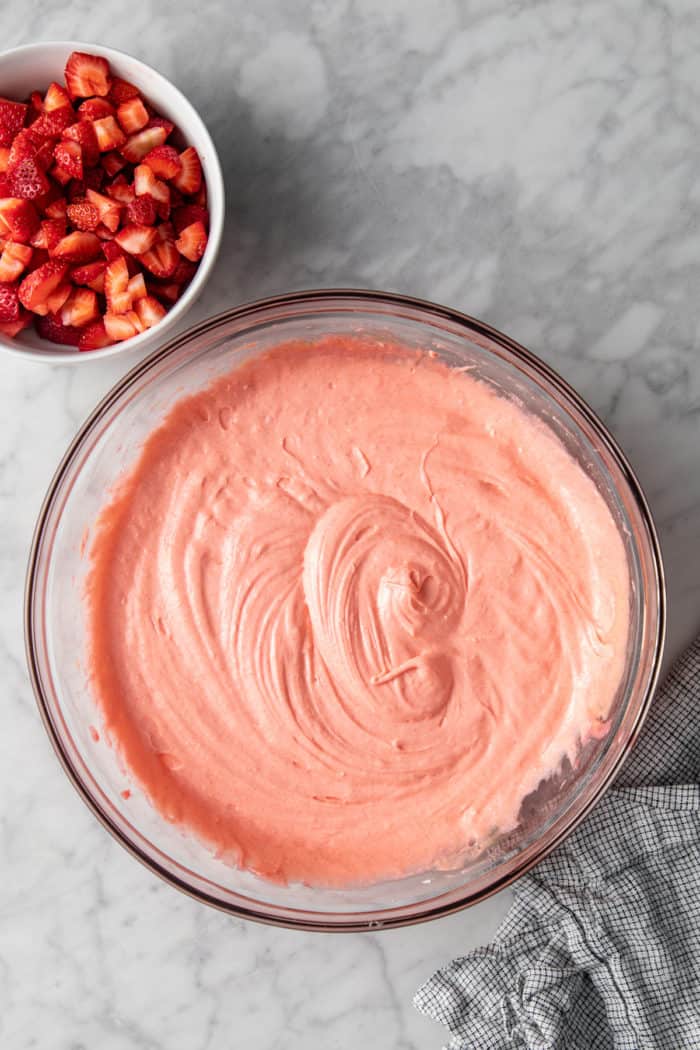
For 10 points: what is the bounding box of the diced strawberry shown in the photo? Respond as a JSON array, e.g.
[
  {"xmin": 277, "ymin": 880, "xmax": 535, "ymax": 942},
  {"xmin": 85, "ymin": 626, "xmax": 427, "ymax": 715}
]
[
  {"xmin": 145, "ymin": 116, "xmax": 174, "ymax": 138},
  {"xmin": 0, "ymin": 281, "xmax": 20, "ymax": 321},
  {"xmin": 92, "ymin": 116, "xmax": 126, "ymax": 152},
  {"xmin": 0, "ymin": 242, "xmax": 32, "ymax": 282},
  {"xmin": 34, "ymin": 139, "xmax": 56, "ymax": 171},
  {"xmin": 172, "ymin": 204, "xmax": 209, "ymax": 234},
  {"xmin": 109, "ymin": 78, "xmax": 140, "ymax": 105},
  {"xmin": 50, "ymin": 162, "xmax": 73, "ymax": 186},
  {"xmin": 8, "ymin": 156, "xmax": 50, "ymax": 200},
  {"xmin": 78, "ymin": 97, "xmax": 115, "ymax": 122},
  {"xmin": 104, "ymin": 255, "xmax": 129, "ymax": 307},
  {"xmin": 105, "ymin": 309, "xmax": 143, "ymax": 340},
  {"xmin": 84, "ymin": 168, "xmax": 105, "ymax": 191},
  {"xmin": 44, "ymin": 197, "xmax": 67, "ymax": 221},
  {"xmin": 149, "ymin": 280, "xmax": 181, "ymax": 304},
  {"xmin": 192, "ymin": 184, "xmax": 207, "ymax": 208},
  {"xmin": 67, "ymin": 200, "xmax": 100, "ymax": 231},
  {"xmin": 70, "ymin": 259, "xmax": 107, "ymax": 293},
  {"xmin": 27, "ymin": 91, "xmax": 44, "ymax": 123},
  {"xmin": 31, "ymin": 219, "xmax": 65, "ymax": 252},
  {"xmin": 62, "ymin": 120, "xmax": 100, "ymax": 167},
  {"xmin": 44, "ymin": 82, "xmax": 71, "ymax": 113},
  {"xmin": 45, "ymin": 280, "xmax": 72, "ymax": 314},
  {"xmin": 54, "ymin": 140, "xmax": 83, "ymax": 180},
  {"xmin": 172, "ymin": 147, "xmax": 202, "ymax": 195},
  {"xmin": 0, "ymin": 148, "xmax": 9, "ymax": 173},
  {"xmin": 137, "ymin": 238, "xmax": 178, "ymax": 278},
  {"xmin": 117, "ymin": 97, "xmax": 149, "ymax": 135},
  {"xmin": 18, "ymin": 259, "xmax": 68, "ymax": 313},
  {"xmin": 127, "ymin": 272, "xmax": 147, "ymax": 300},
  {"xmin": 172, "ymin": 258, "xmax": 197, "ymax": 285},
  {"xmin": 78, "ymin": 319, "xmax": 113, "ymax": 349},
  {"xmin": 143, "ymin": 145, "xmax": 181, "ymax": 180},
  {"xmin": 8, "ymin": 129, "xmax": 36, "ymax": 171},
  {"xmin": 121, "ymin": 126, "xmax": 167, "ymax": 164},
  {"xmin": 115, "ymin": 223, "xmax": 158, "ymax": 254},
  {"xmin": 61, "ymin": 286, "xmax": 99, "ymax": 327},
  {"xmin": 156, "ymin": 221, "xmax": 175, "ymax": 242},
  {"xmin": 28, "ymin": 106, "xmax": 75, "ymax": 140},
  {"xmin": 52, "ymin": 231, "xmax": 101, "ymax": 263},
  {"xmin": 133, "ymin": 163, "xmax": 169, "ymax": 204},
  {"xmin": 36, "ymin": 313, "xmax": 82, "ymax": 345},
  {"xmin": 26, "ymin": 247, "xmax": 50, "ymax": 270},
  {"xmin": 106, "ymin": 175, "xmax": 135, "ymax": 204},
  {"xmin": 126, "ymin": 194, "xmax": 156, "ymax": 225},
  {"xmin": 86, "ymin": 188, "xmax": 121, "ymax": 232},
  {"xmin": 0, "ymin": 308, "xmax": 32, "ymax": 337},
  {"xmin": 0, "ymin": 98, "xmax": 28, "ymax": 148},
  {"xmin": 0, "ymin": 198, "xmax": 39, "ymax": 242},
  {"xmin": 0, "ymin": 174, "xmax": 10, "ymax": 196},
  {"xmin": 102, "ymin": 239, "xmax": 126, "ymax": 262},
  {"xmin": 135, "ymin": 294, "xmax": 166, "ymax": 329},
  {"xmin": 101, "ymin": 150, "xmax": 127, "ymax": 177},
  {"xmin": 175, "ymin": 220, "xmax": 207, "ymax": 262},
  {"xmin": 65, "ymin": 52, "xmax": 112, "ymax": 100}
]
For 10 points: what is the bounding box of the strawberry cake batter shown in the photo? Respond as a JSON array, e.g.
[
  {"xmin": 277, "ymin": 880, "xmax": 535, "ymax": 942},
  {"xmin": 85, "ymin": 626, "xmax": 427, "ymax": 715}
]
[{"xmin": 86, "ymin": 336, "xmax": 630, "ymax": 886}]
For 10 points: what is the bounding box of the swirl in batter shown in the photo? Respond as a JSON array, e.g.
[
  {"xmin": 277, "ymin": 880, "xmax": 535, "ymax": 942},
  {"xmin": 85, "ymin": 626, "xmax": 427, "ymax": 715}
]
[{"xmin": 86, "ymin": 337, "xmax": 629, "ymax": 886}]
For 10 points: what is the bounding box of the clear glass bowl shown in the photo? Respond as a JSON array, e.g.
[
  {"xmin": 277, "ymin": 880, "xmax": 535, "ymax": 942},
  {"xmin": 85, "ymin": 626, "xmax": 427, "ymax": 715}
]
[{"xmin": 25, "ymin": 290, "xmax": 666, "ymax": 931}]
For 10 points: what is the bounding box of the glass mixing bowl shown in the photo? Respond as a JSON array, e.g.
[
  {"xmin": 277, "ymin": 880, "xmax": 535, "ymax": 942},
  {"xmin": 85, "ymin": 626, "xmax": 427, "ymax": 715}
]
[{"xmin": 25, "ymin": 290, "xmax": 665, "ymax": 931}]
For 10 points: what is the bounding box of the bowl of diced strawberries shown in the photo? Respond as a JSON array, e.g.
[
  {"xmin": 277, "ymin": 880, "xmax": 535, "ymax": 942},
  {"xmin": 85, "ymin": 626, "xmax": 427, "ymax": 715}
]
[{"xmin": 0, "ymin": 41, "xmax": 224, "ymax": 360}]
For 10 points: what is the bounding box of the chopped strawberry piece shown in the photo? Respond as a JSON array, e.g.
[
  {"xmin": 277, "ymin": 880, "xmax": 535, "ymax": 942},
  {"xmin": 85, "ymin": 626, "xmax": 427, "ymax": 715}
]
[
  {"xmin": 34, "ymin": 138, "xmax": 56, "ymax": 171},
  {"xmin": 101, "ymin": 150, "xmax": 127, "ymax": 177},
  {"xmin": 0, "ymin": 174, "xmax": 10, "ymax": 196},
  {"xmin": 28, "ymin": 106, "xmax": 75, "ymax": 140},
  {"xmin": 86, "ymin": 188, "xmax": 121, "ymax": 232},
  {"xmin": 26, "ymin": 247, "xmax": 50, "ymax": 270},
  {"xmin": 78, "ymin": 97, "xmax": 115, "ymax": 121},
  {"xmin": 50, "ymin": 162, "xmax": 73, "ymax": 186},
  {"xmin": 104, "ymin": 255, "xmax": 130, "ymax": 308},
  {"xmin": 31, "ymin": 219, "xmax": 65, "ymax": 252},
  {"xmin": 27, "ymin": 91, "xmax": 44, "ymax": 122},
  {"xmin": 45, "ymin": 280, "xmax": 72, "ymax": 314},
  {"xmin": 0, "ymin": 242, "xmax": 32, "ymax": 281},
  {"xmin": 127, "ymin": 272, "xmax": 147, "ymax": 300},
  {"xmin": 144, "ymin": 145, "xmax": 181, "ymax": 180},
  {"xmin": 53, "ymin": 140, "xmax": 83, "ymax": 180},
  {"xmin": 172, "ymin": 258, "xmax": 197, "ymax": 285},
  {"xmin": 0, "ymin": 308, "xmax": 32, "ymax": 337},
  {"xmin": 44, "ymin": 82, "xmax": 71, "ymax": 113},
  {"xmin": 145, "ymin": 116, "xmax": 175, "ymax": 138},
  {"xmin": 79, "ymin": 319, "xmax": 113, "ymax": 349},
  {"xmin": 92, "ymin": 115, "xmax": 126, "ymax": 152},
  {"xmin": 102, "ymin": 239, "xmax": 127, "ymax": 262},
  {"xmin": 172, "ymin": 147, "xmax": 202, "ymax": 195},
  {"xmin": 126, "ymin": 194, "xmax": 155, "ymax": 224},
  {"xmin": 156, "ymin": 221, "xmax": 175, "ymax": 242},
  {"xmin": 62, "ymin": 120, "xmax": 100, "ymax": 167},
  {"xmin": 65, "ymin": 52, "xmax": 112, "ymax": 100},
  {"xmin": 175, "ymin": 220, "xmax": 207, "ymax": 262},
  {"xmin": 67, "ymin": 200, "xmax": 100, "ymax": 230},
  {"xmin": 173, "ymin": 204, "xmax": 209, "ymax": 234},
  {"xmin": 121, "ymin": 126, "xmax": 167, "ymax": 164},
  {"xmin": 8, "ymin": 129, "xmax": 36, "ymax": 171},
  {"xmin": 133, "ymin": 163, "xmax": 169, "ymax": 203},
  {"xmin": 0, "ymin": 98, "xmax": 28, "ymax": 148},
  {"xmin": 115, "ymin": 223, "xmax": 158, "ymax": 254},
  {"xmin": 70, "ymin": 259, "xmax": 107, "ymax": 293},
  {"xmin": 106, "ymin": 174, "xmax": 135, "ymax": 204},
  {"xmin": 135, "ymin": 294, "xmax": 166, "ymax": 329},
  {"xmin": 104, "ymin": 309, "xmax": 144, "ymax": 340},
  {"xmin": 192, "ymin": 184, "xmax": 207, "ymax": 208},
  {"xmin": 117, "ymin": 97, "xmax": 149, "ymax": 135},
  {"xmin": 61, "ymin": 286, "xmax": 99, "ymax": 327},
  {"xmin": 84, "ymin": 167, "xmax": 105, "ymax": 191},
  {"xmin": 137, "ymin": 238, "xmax": 179, "ymax": 278},
  {"xmin": 149, "ymin": 280, "xmax": 181, "ymax": 304},
  {"xmin": 0, "ymin": 281, "xmax": 21, "ymax": 321},
  {"xmin": 44, "ymin": 197, "xmax": 68, "ymax": 220},
  {"xmin": 18, "ymin": 259, "xmax": 68, "ymax": 313},
  {"xmin": 52, "ymin": 230, "xmax": 101, "ymax": 263},
  {"xmin": 36, "ymin": 313, "xmax": 82, "ymax": 345},
  {"xmin": 0, "ymin": 147, "xmax": 9, "ymax": 173},
  {"xmin": 8, "ymin": 155, "xmax": 50, "ymax": 200},
  {"xmin": 0, "ymin": 198, "xmax": 39, "ymax": 242},
  {"xmin": 109, "ymin": 78, "xmax": 140, "ymax": 105}
]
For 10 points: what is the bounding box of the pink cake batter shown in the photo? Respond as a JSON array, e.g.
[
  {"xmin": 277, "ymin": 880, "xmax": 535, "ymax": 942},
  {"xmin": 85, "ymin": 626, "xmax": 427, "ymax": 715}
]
[{"xmin": 86, "ymin": 336, "xmax": 630, "ymax": 887}]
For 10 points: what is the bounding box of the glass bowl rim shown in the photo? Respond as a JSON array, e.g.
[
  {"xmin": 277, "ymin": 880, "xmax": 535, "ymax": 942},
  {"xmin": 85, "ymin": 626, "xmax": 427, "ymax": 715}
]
[{"xmin": 24, "ymin": 287, "xmax": 667, "ymax": 932}]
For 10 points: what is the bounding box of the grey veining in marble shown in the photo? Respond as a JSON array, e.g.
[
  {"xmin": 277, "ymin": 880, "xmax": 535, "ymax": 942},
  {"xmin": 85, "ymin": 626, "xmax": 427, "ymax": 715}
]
[{"xmin": 2, "ymin": 2, "xmax": 700, "ymax": 1047}]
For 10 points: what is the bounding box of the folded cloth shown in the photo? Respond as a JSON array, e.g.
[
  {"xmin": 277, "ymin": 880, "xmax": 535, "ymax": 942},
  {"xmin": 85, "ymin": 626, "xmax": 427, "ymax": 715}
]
[{"xmin": 414, "ymin": 638, "xmax": 700, "ymax": 1050}]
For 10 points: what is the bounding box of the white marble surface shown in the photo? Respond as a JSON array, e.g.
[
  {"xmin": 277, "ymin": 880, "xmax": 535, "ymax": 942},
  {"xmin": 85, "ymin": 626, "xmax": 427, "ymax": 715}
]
[{"xmin": 2, "ymin": 2, "xmax": 700, "ymax": 1047}]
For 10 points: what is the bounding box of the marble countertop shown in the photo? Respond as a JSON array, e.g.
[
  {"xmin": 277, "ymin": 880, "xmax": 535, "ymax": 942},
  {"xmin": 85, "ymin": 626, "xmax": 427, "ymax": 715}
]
[{"xmin": 3, "ymin": 2, "xmax": 700, "ymax": 1047}]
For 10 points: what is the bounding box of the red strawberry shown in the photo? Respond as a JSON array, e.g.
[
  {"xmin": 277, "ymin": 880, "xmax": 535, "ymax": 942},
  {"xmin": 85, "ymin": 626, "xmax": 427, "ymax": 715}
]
[
  {"xmin": 171, "ymin": 257, "xmax": 197, "ymax": 285},
  {"xmin": 8, "ymin": 156, "xmax": 50, "ymax": 200},
  {"xmin": 121, "ymin": 126, "xmax": 167, "ymax": 164},
  {"xmin": 0, "ymin": 198, "xmax": 39, "ymax": 242},
  {"xmin": 156, "ymin": 221, "xmax": 175, "ymax": 242},
  {"xmin": 44, "ymin": 197, "xmax": 68, "ymax": 220},
  {"xmin": 70, "ymin": 259, "xmax": 107, "ymax": 293},
  {"xmin": 28, "ymin": 106, "xmax": 75, "ymax": 140},
  {"xmin": 61, "ymin": 286, "xmax": 99, "ymax": 327},
  {"xmin": 106, "ymin": 174, "xmax": 135, "ymax": 204},
  {"xmin": 127, "ymin": 272, "xmax": 147, "ymax": 300},
  {"xmin": 102, "ymin": 239, "xmax": 127, "ymax": 262},
  {"xmin": 78, "ymin": 97, "xmax": 115, "ymax": 122},
  {"xmin": 52, "ymin": 230, "xmax": 101, "ymax": 263},
  {"xmin": 175, "ymin": 220, "xmax": 207, "ymax": 262},
  {"xmin": 145, "ymin": 116, "xmax": 174, "ymax": 138},
  {"xmin": 44, "ymin": 82, "xmax": 71, "ymax": 112},
  {"xmin": 133, "ymin": 163, "xmax": 169, "ymax": 203},
  {"xmin": 149, "ymin": 280, "xmax": 181, "ymax": 304},
  {"xmin": 36, "ymin": 312, "xmax": 82, "ymax": 345},
  {"xmin": 143, "ymin": 145, "xmax": 181, "ymax": 179},
  {"xmin": 135, "ymin": 294, "xmax": 166, "ymax": 329},
  {"xmin": 0, "ymin": 309, "xmax": 32, "ymax": 337},
  {"xmin": 78, "ymin": 319, "xmax": 113, "ymax": 349},
  {"xmin": 0, "ymin": 174, "xmax": 10, "ymax": 197},
  {"xmin": 137, "ymin": 238, "xmax": 178, "ymax": 278},
  {"xmin": 101, "ymin": 150, "xmax": 126, "ymax": 177},
  {"xmin": 86, "ymin": 188, "xmax": 121, "ymax": 232},
  {"xmin": 8, "ymin": 129, "xmax": 36, "ymax": 171},
  {"xmin": 18, "ymin": 259, "xmax": 68, "ymax": 313},
  {"xmin": 0, "ymin": 98, "xmax": 28, "ymax": 148},
  {"xmin": 27, "ymin": 91, "xmax": 44, "ymax": 121},
  {"xmin": 0, "ymin": 147, "xmax": 9, "ymax": 173},
  {"xmin": 92, "ymin": 116, "xmax": 126, "ymax": 152},
  {"xmin": 172, "ymin": 204, "xmax": 209, "ymax": 234},
  {"xmin": 104, "ymin": 310, "xmax": 143, "ymax": 340},
  {"xmin": 172, "ymin": 147, "xmax": 202, "ymax": 195},
  {"xmin": 34, "ymin": 138, "xmax": 56, "ymax": 171},
  {"xmin": 26, "ymin": 247, "xmax": 50, "ymax": 270},
  {"xmin": 117, "ymin": 97, "xmax": 149, "ymax": 135},
  {"xmin": 54, "ymin": 140, "xmax": 83, "ymax": 180},
  {"xmin": 83, "ymin": 167, "xmax": 105, "ymax": 191},
  {"xmin": 62, "ymin": 120, "xmax": 100, "ymax": 167},
  {"xmin": 109, "ymin": 78, "xmax": 140, "ymax": 105},
  {"xmin": 126, "ymin": 194, "xmax": 156, "ymax": 225},
  {"xmin": 0, "ymin": 281, "xmax": 20, "ymax": 321},
  {"xmin": 51, "ymin": 162, "xmax": 73, "ymax": 186},
  {"xmin": 115, "ymin": 223, "xmax": 158, "ymax": 254},
  {"xmin": 65, "ymin": 52, "xmax": 112, "ymax": 99},
  {"xmin": 45, "ymin": 280, "xmax": 72, "ymax": 314},
  {"xmin": 31, "ymin": 219, "xmax": 65, "ymax": 252},
  {"xmin": 192, "ymin": 184, "xmax": 207, "ymax": 208},
  {"xmin": 0, "ymin": 242, "xmax": 32, "ymax": 281},
  {"xmin": 104, "ymin": 255, "xmax": 130, "ymax": 310},
  {"xmin": 67, "ymin": 200, "xmax": 100, "ymax": 231}
]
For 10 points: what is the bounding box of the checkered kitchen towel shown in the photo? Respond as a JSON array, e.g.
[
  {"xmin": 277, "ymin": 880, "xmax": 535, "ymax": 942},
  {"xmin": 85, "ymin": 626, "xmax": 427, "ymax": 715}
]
[{"xmin": 415, "ymin": 638, "xmax": 700, "ymax": 1049}]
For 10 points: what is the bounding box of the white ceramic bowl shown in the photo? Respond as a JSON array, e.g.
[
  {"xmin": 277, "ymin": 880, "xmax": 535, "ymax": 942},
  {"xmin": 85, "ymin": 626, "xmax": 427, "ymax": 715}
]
[{"xmin": 0, "ymin": 40, "xmax": 224, "ymax": 363}]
